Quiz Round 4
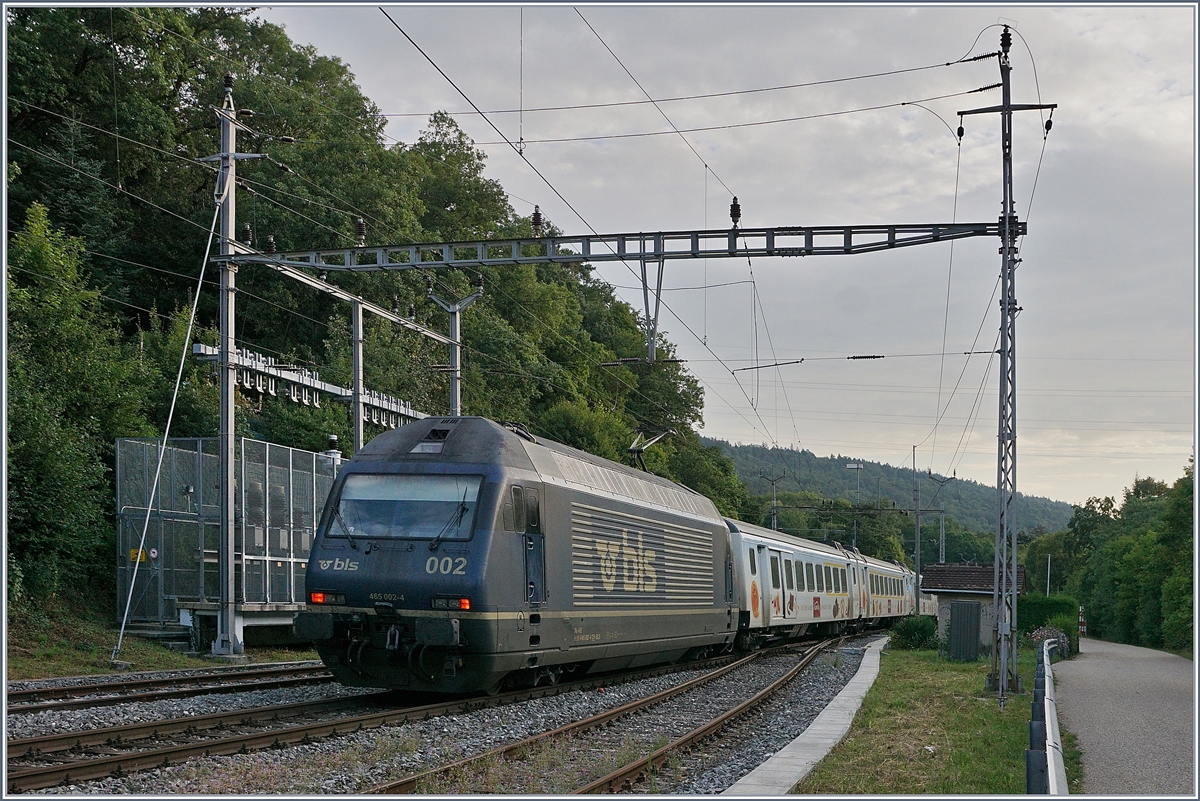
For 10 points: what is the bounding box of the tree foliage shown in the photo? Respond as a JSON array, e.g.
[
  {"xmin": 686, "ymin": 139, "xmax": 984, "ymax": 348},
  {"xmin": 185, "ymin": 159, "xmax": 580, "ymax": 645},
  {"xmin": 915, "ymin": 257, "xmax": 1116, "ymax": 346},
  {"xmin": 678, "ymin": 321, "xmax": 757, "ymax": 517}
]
[{"xmin": 5, "ymin": 9, "xmax": 747, "ymax": 607}]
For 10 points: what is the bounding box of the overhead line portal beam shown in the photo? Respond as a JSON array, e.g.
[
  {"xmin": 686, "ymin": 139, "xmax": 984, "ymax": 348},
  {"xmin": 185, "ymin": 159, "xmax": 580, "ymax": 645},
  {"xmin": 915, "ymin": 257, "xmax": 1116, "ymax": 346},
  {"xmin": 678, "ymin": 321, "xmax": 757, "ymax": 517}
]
[{"xmin": 221, "ymin": 222, "xmax": 1022, "ymax": 273}]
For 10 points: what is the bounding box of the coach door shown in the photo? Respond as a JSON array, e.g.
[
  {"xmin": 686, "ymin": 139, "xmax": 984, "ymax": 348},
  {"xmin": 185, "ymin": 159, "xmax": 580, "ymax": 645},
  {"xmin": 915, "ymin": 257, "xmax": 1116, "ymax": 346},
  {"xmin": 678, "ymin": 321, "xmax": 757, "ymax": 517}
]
[
  {"xmin": 767, "ymin": 549, "xmax": 785, "ymax": 624},
  {"xmin": 782, "ymin": 555, "xmax": 798, "ymax": 620}
]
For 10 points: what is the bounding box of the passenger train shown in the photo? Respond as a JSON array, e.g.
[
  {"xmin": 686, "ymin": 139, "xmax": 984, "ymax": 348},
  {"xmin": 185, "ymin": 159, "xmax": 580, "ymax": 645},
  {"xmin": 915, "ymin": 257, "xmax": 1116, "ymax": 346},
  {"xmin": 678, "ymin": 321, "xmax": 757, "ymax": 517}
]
[{"xmin": 294, "ymin": 417, "xmax": 927, "ymax": 693}]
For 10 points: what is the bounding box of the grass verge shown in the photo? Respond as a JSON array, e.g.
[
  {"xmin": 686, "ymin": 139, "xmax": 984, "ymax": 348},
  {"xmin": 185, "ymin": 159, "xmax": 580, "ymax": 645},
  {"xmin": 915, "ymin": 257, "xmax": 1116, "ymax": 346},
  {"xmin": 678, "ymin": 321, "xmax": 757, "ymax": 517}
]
[
  {"xmin": 794, "ymin": 645, "xmax": 1084, "ymax": 794},
  {"xmin": 6, "ymin": 597, "xmax": 317, "ymax": 680}
]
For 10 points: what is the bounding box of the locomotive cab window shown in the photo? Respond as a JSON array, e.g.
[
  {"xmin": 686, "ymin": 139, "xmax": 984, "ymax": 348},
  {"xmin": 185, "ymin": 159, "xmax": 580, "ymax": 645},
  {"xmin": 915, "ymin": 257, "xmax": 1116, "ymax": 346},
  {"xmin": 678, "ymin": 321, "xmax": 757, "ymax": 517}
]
[{"xmin": 329, "ymin": 474, "xmax": 481, "ymax": 541}]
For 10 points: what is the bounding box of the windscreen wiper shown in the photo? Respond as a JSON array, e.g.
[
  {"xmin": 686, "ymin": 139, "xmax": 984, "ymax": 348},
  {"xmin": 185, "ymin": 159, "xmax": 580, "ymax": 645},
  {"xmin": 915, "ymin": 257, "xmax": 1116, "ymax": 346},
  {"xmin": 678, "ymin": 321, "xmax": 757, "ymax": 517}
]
[
  {"xmin": 332, "ymin": 505, "xmax": 360, "ymax": 550},
  {"xmin": 429, "ymin": 487, "xmax": 470, "ymax": 552}
]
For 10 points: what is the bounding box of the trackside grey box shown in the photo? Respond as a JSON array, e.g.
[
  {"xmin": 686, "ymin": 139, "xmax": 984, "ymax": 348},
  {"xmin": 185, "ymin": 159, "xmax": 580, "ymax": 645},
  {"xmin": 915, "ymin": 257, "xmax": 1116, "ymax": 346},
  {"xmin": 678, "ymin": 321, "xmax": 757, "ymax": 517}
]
[{"xmin": 949, "ymin": 600, "xmax": 981, "ymax": 661}]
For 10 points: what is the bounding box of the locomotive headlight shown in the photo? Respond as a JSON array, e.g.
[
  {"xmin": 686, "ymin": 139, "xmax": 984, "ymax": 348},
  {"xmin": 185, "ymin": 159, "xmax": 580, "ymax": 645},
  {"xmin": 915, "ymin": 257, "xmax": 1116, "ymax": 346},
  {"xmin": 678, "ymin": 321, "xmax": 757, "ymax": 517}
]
[
  {"xmin": 310, "ymin": 591, "xmax": 346, "ymax": 605},
  {"xmin": 431, "ymin": 597, "xmax": 471, "ymax": 610}
]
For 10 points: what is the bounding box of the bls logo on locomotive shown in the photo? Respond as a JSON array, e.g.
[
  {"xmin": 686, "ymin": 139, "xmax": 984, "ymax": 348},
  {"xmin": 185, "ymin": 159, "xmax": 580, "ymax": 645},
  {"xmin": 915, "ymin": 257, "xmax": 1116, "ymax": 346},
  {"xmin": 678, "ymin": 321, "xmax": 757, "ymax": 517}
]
[
  {"xmin": 317, "ymin": 558, "xmax": 359, "ymax": 571},
  {"xmin": 595, "ymin": 530, "xmax": 658, "ymax": 593}
]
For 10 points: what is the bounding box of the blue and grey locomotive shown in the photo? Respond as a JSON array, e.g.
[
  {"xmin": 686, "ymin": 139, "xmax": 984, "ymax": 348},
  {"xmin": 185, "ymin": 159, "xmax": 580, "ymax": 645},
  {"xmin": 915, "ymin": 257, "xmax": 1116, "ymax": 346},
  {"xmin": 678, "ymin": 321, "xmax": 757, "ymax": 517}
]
[{"xmin": 294, "ymin": 416, "xmax": 921, "ymax": 693}]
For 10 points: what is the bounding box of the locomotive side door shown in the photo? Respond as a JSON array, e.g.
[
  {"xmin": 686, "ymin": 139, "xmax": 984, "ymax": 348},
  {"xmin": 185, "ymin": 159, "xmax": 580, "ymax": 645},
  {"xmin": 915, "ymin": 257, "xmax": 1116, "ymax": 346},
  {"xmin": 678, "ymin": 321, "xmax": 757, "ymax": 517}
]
[
  {"xmin": 513, "ymin": 486, "xmax": 545, "ymax": 605},
  {"xmin": 767, "ymin": 549, "xmax": 785, "ymax": 624}
]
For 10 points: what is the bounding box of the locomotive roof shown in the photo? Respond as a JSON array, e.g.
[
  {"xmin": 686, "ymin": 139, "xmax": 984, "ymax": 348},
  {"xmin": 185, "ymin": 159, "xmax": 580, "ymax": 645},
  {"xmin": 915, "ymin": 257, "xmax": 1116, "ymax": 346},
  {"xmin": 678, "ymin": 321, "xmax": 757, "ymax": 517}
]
[{"xmin": 351, "ymin": 417, "xmax": 722, "ymax": 521}]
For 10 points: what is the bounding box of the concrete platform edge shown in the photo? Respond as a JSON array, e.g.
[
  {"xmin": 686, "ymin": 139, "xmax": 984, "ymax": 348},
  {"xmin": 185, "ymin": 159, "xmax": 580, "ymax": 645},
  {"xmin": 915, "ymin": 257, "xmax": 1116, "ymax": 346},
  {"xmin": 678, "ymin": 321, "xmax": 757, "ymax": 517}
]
[{"xmin": 722, "ymin": 635, "xmax": 889, "ymax": 796}]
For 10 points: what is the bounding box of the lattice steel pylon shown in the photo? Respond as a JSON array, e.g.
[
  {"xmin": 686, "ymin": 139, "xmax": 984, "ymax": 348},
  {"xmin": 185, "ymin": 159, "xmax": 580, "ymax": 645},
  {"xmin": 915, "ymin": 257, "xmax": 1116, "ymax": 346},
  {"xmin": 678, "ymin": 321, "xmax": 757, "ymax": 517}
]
[{"xmin": 959, "ymin": 25, "xmax": 1055, "ymax": 700}]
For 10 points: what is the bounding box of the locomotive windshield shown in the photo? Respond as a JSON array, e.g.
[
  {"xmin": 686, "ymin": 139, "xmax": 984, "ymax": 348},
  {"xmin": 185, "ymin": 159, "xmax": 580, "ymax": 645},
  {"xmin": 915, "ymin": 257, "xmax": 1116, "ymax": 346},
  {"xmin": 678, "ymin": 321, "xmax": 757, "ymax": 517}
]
[{"xmin": 329, "ymin": 474, "xmax": 483, "ymax": 541}]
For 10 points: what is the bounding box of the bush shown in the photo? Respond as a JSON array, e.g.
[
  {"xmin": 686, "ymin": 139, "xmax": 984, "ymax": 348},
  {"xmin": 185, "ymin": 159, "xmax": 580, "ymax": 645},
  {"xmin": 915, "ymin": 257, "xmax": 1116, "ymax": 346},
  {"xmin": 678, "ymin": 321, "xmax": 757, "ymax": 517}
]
[
  {"xmin": 890, "ymin": 615, "xmax": 938, "ymax": 650},
  {"xmin": 1046, "ymin": 613, "xmax": 1080, "ymax": 656},
  {"xmin": 1018, "ymin": 594, "xmax": 1078, "ymax": 633}
]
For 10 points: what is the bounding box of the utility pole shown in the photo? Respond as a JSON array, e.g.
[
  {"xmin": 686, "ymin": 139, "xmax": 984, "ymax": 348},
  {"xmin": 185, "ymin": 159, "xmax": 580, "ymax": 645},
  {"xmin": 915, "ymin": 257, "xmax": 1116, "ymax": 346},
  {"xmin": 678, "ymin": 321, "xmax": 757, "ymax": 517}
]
[
  {"xmin": 761, "ymin": 472, "xmax": 786, "ymax": 531},
  {"xmin": 912, "ymin": 446, "xmax": 920, "ymax": 613},
  {"xmin": 959, "ymin": 25, "xmax": 1055, "ymax": 700},
  {"xmin": 352, "ymin": 299, "xmax": 364, "ymax": 452},
  {"xmin": 427, "ymin": 274, "xmax": 483, "ymax": 417},
  {"xmin": 213, "ymin": 76, "xmax": 248, "ymax": 656},
  {"xmin": 846, "ymin": 463, "xmax": 863, "ymax": 547},
  {"xmin": 928, "ymin": 470, "xmax": 956, "ymax": 563}
]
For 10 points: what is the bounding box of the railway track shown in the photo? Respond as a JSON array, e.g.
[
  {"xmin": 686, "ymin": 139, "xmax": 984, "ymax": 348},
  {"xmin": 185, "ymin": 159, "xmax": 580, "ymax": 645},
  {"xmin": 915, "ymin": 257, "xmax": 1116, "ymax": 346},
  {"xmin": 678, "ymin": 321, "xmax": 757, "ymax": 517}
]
[
  {"xmin": 365, "ymin": 638, "xmax": 839, "ymax": 794},
  {"xmin": 5, "ymin": 652, "xmax": 745, "ymax": 793},
  {"xmin": 6, "ymin": 663, "xmax": 335, "ymax": 714}
]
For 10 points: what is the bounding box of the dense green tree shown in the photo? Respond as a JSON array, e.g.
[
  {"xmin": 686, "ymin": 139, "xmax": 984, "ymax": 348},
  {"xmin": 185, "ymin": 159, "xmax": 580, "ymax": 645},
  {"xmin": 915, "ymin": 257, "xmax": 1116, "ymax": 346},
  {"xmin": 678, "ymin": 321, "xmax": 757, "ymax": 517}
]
[{"xmin": 6, "ymin": 204, "xmax": 154, "ymax": 602}]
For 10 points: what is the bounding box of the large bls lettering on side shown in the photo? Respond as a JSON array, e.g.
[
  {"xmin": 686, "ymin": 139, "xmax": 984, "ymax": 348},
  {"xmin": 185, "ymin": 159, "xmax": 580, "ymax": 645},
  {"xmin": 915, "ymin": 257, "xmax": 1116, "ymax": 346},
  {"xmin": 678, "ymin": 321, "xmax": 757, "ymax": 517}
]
[{"xmin": 569, "ymin": 502, "xmax": 714, "ymax": 608}]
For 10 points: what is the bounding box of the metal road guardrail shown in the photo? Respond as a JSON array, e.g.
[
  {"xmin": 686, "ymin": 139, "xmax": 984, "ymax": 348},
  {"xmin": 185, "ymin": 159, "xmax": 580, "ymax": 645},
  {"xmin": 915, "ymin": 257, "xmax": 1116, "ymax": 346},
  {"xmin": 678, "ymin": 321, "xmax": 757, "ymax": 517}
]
[{"xmin": 1027, "ymin": 638, "xmax": 1070, "ymax": 794}]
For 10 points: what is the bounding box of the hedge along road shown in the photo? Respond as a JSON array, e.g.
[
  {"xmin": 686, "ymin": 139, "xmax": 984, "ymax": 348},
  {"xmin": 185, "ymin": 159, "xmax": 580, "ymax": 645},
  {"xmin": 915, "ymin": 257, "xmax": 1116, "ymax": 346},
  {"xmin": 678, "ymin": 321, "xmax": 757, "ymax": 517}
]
[{"xmin": 1051, "ymin": 637, "xmax": 1194, "ymax": 794}]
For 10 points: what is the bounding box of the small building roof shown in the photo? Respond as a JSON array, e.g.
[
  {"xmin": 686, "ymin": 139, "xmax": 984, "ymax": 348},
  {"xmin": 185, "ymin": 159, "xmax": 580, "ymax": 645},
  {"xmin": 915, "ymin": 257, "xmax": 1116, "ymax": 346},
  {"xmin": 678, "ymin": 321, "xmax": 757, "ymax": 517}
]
[{"xmin": 920, "ymin": 563, "xmax": 1025, "ymax": 594}]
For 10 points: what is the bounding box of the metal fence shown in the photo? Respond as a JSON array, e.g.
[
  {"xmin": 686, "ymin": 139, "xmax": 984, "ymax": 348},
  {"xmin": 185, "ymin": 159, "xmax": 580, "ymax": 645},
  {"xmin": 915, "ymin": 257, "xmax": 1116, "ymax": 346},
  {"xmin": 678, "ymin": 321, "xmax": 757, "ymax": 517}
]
[{"xmin": 115, "ymin": 438, "xmax": 338, "ymax": 624}]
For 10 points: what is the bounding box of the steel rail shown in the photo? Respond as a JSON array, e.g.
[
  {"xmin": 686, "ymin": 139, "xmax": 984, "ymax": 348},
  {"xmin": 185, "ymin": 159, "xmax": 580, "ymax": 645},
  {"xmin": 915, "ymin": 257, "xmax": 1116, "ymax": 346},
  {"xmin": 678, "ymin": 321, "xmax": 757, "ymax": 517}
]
[
  {"xmin": 7, "ymin": 668, "xmax": 334, "ymax": 715},
  {"xmin": 7, "ymin": 691, "xmax": 391, "ymax": 759},
  {"xmin": 366, "ymin": 650, "xmax": 762, "ymax": 794},
  {"xmin": 574, "ymin": 637, "xmax": 844, "ymax": 794},
  {"xmin": 6, "ymin": 653, "xmax": 740, "ymax": 793},
  {"xmin": 7, "ymin": 662, "xmax": 326, "ymax": 703}
]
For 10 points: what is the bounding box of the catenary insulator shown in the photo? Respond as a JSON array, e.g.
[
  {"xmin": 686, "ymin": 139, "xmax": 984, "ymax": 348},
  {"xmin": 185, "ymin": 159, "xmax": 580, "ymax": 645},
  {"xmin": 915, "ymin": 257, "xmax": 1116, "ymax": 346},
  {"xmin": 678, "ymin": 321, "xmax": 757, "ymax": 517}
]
[
  {"xmin": 265, "ymin": 235, "xmax": 276, "ymax": 254},
  {"xmin": 426, "ymin": 274, "xmax": 434, "ymax": 294},
  {"xmin": 1000, "ymin": 26, "xmax": 1011, "ymax": 54},
  {"xmin": 356, "ymin": 217, "xmax": 366, "ymax": 246},
  {"xmin": 408, "ymin": 303, "xmax": 416, "ymax": 319},
  {"xmin": 392, "ymin": 294, "xmax": 400, "ymax": 315},
  {"xmin": 531, "ymin": 205, "xmax": 543, "ymax": 235},
  {"xmin": 957, "ymin": 125, "xmax": 965, "ymax": 139},
  {"xmin": 730, "ymin": 196, "xmax": 741, "ymax": 227},
  {"xmin": 237, "ymin": 108, "xmax": 254, "ymax": 118},
  {"xmin": 476, "ymin": 273, "xmax": 485, "ymax": 293},
  {"xmin": 1044, "ymin": 119, "xmax": 1052, "ymax": 133},
  {"xmin": 278, "ymin": 135, "xmax": 296, "ymax": 143},
  {"xmin": 224, "ymin": 74, "xmax": 234, "ymax": 90},
  {"xmin": 240, "ymin": 223, "xmax": 252, "ymax": 244}
]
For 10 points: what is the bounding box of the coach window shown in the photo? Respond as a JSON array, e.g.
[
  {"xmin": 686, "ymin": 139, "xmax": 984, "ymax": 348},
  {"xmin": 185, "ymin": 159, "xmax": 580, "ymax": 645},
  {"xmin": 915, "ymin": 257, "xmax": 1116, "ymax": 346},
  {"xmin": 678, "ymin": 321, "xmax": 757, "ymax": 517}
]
[
  {"xmin": 748, "ymin": 548, "xmax": 757, "ymax": 575},
  {"xmin": 824, "ymin": 566, "xmax": 833, "ymax": 593},
  {"xmin": 841, "ymin": 568, "xmax": 848, "ymax": 593},
  {"xmin": 784, "ymin": 560, "xmax": 794, "ymax": 590},
  {"xmin": 832, "ymin": 567, "xmax": 841, "ymax": 594},
  {"xmin": 815, "ymin": 563, "xmax": 824, "ymax": 592},
  {"xmin": 804, "ymin": 562, "xmax": 815, "ymax": 592},
  {"xmin": 512, "ymin": 486, "xmax": 526, "ymax": 533},
  {"xmin": 770, "ymin": 556, "xmax": 781, "ymax": 590}
]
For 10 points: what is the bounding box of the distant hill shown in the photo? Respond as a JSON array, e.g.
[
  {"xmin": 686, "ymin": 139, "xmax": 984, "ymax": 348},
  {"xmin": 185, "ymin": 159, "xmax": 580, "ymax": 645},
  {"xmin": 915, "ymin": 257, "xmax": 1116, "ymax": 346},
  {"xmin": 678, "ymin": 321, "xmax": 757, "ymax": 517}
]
[{"xmin": 703, "ymin": 438, "xmax": 1075, "ymax": 536}]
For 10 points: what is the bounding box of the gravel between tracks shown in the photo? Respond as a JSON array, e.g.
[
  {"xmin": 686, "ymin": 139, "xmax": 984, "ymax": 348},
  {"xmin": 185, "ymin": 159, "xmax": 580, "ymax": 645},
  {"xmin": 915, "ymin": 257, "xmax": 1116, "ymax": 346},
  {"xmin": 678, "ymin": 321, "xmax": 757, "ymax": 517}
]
[
  {"xmin": 20, "ymin": 640, "xmax": 869, "ymax": 795},
  {"xmin": 646, "ymin": 642, "xmax": 867, "ymax": 794}
]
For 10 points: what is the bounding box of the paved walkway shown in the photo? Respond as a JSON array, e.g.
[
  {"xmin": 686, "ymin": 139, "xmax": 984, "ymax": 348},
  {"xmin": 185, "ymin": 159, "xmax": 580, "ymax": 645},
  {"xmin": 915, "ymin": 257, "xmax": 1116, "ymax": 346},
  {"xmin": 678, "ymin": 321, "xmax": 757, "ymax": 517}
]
[
  {"xmin": 723, "ymin": 636, "xmax": 888, "ymax": 795},
  {"xmin": 1052, "ymin": 636, "xmax": 1194, "ymax": 795}
]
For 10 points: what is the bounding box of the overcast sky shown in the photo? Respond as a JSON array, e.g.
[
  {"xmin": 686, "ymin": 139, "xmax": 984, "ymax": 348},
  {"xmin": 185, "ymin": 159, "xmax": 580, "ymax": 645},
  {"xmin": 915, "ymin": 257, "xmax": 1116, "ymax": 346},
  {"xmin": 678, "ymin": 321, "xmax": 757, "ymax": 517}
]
[{"xmin": 258, "ymin": 4, "xmax": 1196, "ymax": 506}]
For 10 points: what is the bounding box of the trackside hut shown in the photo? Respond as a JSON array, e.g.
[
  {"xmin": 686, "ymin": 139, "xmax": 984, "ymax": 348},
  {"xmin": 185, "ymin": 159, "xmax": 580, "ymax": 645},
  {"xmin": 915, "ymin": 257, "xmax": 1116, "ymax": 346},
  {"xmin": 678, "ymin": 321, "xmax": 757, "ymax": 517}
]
[{"xmin": 919, "ymin": 564, "xmax": 1026, "ymax": 652}]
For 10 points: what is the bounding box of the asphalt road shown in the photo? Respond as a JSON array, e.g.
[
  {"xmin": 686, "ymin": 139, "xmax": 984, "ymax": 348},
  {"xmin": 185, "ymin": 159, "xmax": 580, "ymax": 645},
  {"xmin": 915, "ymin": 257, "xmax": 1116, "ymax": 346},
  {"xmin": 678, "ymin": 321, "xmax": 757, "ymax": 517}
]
[{"xmin": 1052, "ymin": 636, "xmax": 1194, "ymax": 795}]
